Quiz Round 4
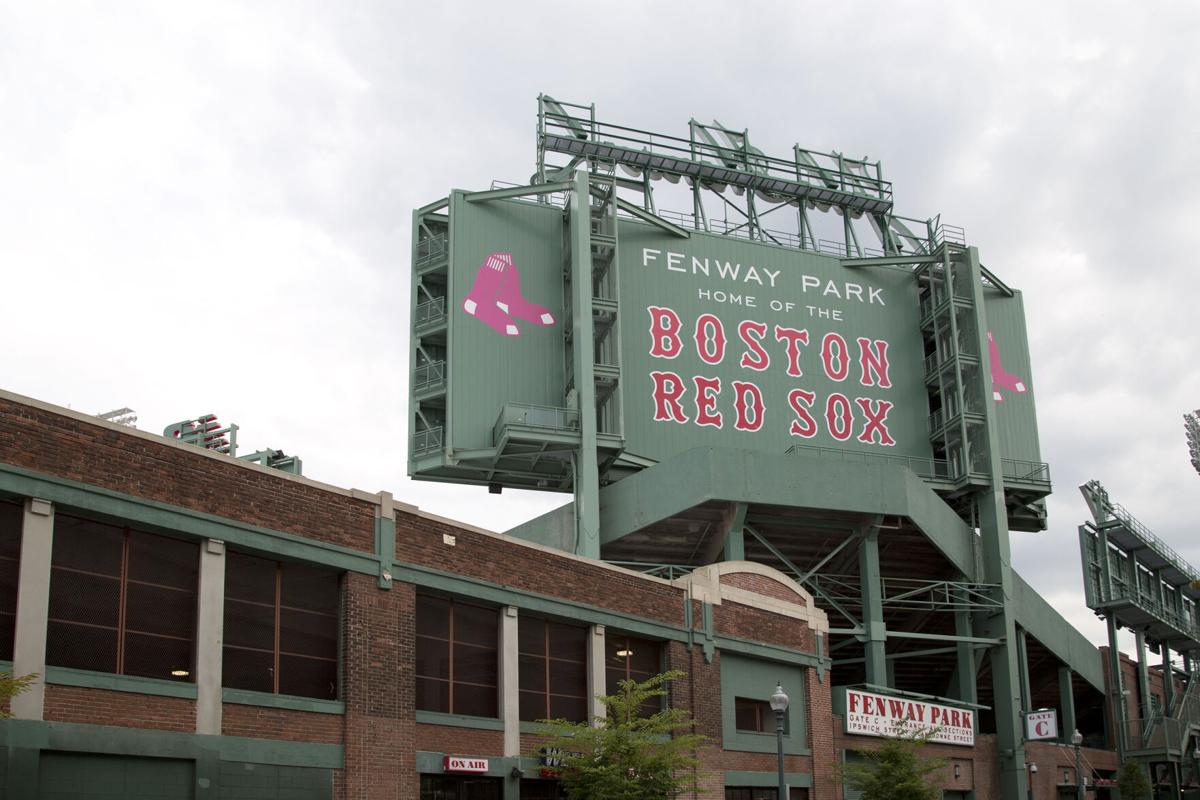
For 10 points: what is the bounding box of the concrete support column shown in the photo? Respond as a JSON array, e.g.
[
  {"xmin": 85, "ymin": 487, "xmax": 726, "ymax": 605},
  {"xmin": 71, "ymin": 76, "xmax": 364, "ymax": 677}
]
[
  {"xmin": 12, "ymin": 498, "xmax": 53, "ymax": 720},
  {"xmin": 1058, "ymin": 665, "xmax": 1077, "ymax": 745},
  {"xmin": 588, "ymin": 624, "xmax": 606, "ymax": 723},
  {"xmin": 858, "ymin": 529, "xmax": 887, "ymax": 687},
  {"xmin": 195, "ymin": 539, "xmax": 226, "ymax": 735},
  {"xmin": 501, "ymin": 606, "xmax": 520, "ymax": 757}
]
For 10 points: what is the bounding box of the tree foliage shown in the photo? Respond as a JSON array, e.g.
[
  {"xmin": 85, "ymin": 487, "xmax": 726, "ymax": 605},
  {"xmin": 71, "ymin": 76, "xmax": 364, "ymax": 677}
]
[
  {"xmin": 1116, "ymin": 760, "xmax": 1151, "ymax": 800},
  {"xmin": 0, "ymin": 672, "xmax": 36, "ymax": 718},
  {"xmin": 535, "ymin": 670, "xmax": 705, "ymax": 800},
  {"xmin": 842, "ymin": 726, "xmax": 947, "ymax": 800}
]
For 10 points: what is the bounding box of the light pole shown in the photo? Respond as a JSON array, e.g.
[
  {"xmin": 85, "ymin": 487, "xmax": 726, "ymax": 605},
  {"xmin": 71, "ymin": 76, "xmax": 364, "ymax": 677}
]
[
  {"xmin": 1072, "ymin": 729, "xmax": 1084, "ymax": 800},
  {"xmin": 1027, "ymin": 762, "xmax": 1037, "ymax": 800},
  {"xmin": 770, "ymin": 683, "xmax": 790, "ymax": 800}
]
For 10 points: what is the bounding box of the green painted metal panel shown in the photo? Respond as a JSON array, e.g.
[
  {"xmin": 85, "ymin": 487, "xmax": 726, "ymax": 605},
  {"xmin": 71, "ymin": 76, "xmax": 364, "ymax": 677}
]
[
  {"xmin": 719, "ymin": 653, "xmax": 809, "ymax": 754},
  {"xmin": 218, "ymin": 761, "xmax": 331, "ymax": 800},
  {"xmin": 617, "ymin": 221, "xmax": 931, "ymax": 461},
  {"xmin": 981, "ymin": 289, "xmax": 1043, "ymax": 467},
  {"xmin": 446, "ymin": 193, "xmax": 566, "ymax": 452},
  {"xmin": 1010, "ymin": 572, "xmax": 1104, "ymax": 690},
  {"xmin": 46, "ymin": 666, "xmax": 198, "ymax": 699},
  {"xmin": 37, "ymin": 752, "xmax": 193, "ymax": 800}
]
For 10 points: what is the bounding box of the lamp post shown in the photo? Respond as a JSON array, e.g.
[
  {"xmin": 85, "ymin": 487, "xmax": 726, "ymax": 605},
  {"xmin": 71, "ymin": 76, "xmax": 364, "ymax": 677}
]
[
  {"xmin": 1027, "ymin": 762, "xmax": 1037, "ymax": 800},
  {"xmin": 1072, "ymin": 729, "xmax": 1084, "ymax": 800},
  {"xmin": 770, "ymin": 683, "xmax": 790, "ymax": 800}
]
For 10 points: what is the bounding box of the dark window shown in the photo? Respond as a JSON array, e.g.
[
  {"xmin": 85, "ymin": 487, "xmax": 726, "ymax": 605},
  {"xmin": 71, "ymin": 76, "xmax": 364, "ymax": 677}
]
[
  {"xmin": 519, "ymin": 779, "xmax": 567, "ymax": 799},
  {"xmin": 519, "ymin": 616, "xmax": 587, "ymax": 722},
  {"xmin": 223, "ymin": 550, "xmax": 340, "ymax": 699},
  {"xmin": 0, "ymin": 501, "xmax": 22, "ymax": 661},
  {"xmin": 420, "ymin": 775, "xmax": 502, "ymax": 800},
  {"xmin": 46, "ymin": 514, "xmax": 198, "ymax": 681},
  {"xmin": 416, "ymin": 596, "xmax": 498, "ymax": 717},
  {"xmin": 735, "ymin": 696, "xmax": 786, "ymax": 733},
  {"xmin": 605, "ymin": 634, "xmax": 662, "ymax": 716}
]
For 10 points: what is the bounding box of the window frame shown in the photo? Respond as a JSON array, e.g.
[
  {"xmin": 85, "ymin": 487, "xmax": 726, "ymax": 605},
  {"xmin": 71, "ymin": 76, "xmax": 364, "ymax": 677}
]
[
  {"xmin": 518, "ymin": 615, "xmax": 589, "ymax": 723},
  {"xmin": 222, "ymin": 550, "xmax": 342, "ymax": 700},
  {"xmin": 415, "ymin": 595, "xmax": 500, "ymax": 718}
]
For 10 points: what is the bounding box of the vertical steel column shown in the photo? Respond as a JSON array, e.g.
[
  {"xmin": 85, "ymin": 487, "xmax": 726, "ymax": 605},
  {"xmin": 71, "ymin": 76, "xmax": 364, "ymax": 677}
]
[
  {"xmin": 195, "ymin": 539, "xmax": 226, "ymax": 735},
  {"xmin": 959, "ymin": 246, "xmax": 1027, "ymax": 800},
  {"xmin": 1135, "ymin": 630, "xmax": 1152, "ymax": 721},
  {"xmin": 858, "ymin": 528, "xmax": 887, "ymax": 687},
  {"xmin": 1106, "ymin": 615, "xmax": 1127, "ymax": 760},
  {"xmin": 954, "ymin": 600, "xmax": 979, "ymax": 721},
  {"xmin": 569, "ymin": 169, "xmax": 601, "ymax": 559},
  {"xmin": 587, "ymin": 624, "xmax": 606, "ymax": 723},
  {"xmin": 1058, "ymin": 665, "xmax": 1077, "ymax": 745},
  {"xmin": 1163, "ymin": 642, "xmax": 1176, "ymax": 713},
  {"xmin": 723, "ymin": 502, "xmax": 747, "ymax": 562},
  {"xmin": 12, "ymin": 498, "xmax": 53, "ymax": 720},
  {"xmin": 1016, "ymin": 628, "xmax": 1032, "ymax": 713}
]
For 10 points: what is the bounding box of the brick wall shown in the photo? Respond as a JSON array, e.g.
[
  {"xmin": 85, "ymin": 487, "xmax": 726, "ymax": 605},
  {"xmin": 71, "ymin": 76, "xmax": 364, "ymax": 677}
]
[
  {"xmin": 0, "ymin": 396, "xmax": 375, "ymax": 552},
  {"xmin": 221, "ymin": 704, "xmax": 344, "ymax": 744},
  {"xmin": 340, "ymin": 573, "xmax": 413, "ymax": 800},
  {"xmin": 43, "ymin": 685, "xmax": 195, "ymax": 733},
  {"xmin": 415, "ymin": 724, "xmax": 503, "ymax": 758}
]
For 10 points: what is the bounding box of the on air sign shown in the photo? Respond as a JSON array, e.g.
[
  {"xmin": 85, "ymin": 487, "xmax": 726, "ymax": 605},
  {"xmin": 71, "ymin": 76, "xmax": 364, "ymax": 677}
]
[
  {"xmin": 1026, "ymin": 709, "xmax": 1058, "ymax": 741},
  {"xmin": 443, "ymin": 756, "xmax": 488, "ymax": 773},
  {"xmin": 841, "ymin": 688, "xmax": 975, "ymax": 746}
]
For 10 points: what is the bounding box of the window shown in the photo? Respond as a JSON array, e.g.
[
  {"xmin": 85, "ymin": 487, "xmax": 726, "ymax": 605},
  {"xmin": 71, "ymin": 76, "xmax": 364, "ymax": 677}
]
[
  {"xmin": 416, "ymin": 596, "xmax": 498, "ymax": 717},
  {"xmin": 725, "ymin": 788, "xmax": 807, "ymax": 800},
  {"xmin": 47, "ymin": 514, "xmax": 198, "ymax": 681},
  {"xmin": 735, "ymin": 697, "xmax": 775, "ymax": 733},
  {"xmin": 0, "ymin": 501, "xmax": 22, "ymax": 661},
  {"xmin": 605, "ymin": 634, "xmax": 662, "ymax": 716},
  {"xmin": 223, "ymin": 550, "xmax": 340, "ymax": 699},
  {"xmin": 519, "ymin": 616, "xmax": 587, "ymax": 722}
]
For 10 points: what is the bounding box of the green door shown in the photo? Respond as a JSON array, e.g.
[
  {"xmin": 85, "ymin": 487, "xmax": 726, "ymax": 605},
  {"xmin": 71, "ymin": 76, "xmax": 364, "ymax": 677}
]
[{"xmin": 38, "ymin": 752, "xmax": 194, "ymax": 800}]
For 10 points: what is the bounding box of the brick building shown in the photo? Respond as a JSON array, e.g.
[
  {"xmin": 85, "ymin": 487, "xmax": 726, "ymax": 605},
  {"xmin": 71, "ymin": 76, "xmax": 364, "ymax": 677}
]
[{"xmin": 0, "ymin": 391, "xmax": 1133, "ymax": 799}]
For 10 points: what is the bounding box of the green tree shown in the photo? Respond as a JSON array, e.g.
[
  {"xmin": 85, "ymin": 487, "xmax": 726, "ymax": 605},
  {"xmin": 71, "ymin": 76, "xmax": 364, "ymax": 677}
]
[
  {"xmin": 536, "ymin": 670, "xmax": 705, "ymax": 800},
  {"xmin": 1116, "ymin": 760, "xmax": 1152, "ymax": 800},
  {"xmin": 842, "ymin": 726, "xmax": 947, "ymax": 800},
  {"xmin": 0, "ymin": 672, "xmax": 35, "ymax": 718}
]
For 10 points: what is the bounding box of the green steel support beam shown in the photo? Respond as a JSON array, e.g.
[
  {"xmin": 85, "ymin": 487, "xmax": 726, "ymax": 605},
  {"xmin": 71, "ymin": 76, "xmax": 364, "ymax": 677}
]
[
  {"xmin": 568, "ymin": 170, "xmax": 601, "ymax": 559},
  {"xmin": 859, "ymin": 524, "xmax": 888, "ymax": 687},
  {"xmin": 1163, "ymin": 641, "xmax": 1176, "ymax": 713},
  {"xmin": 463, "ymin": 180, "xmax": 573, "ymax": 204},
  {"xmin": 1106, "ymin": 614, "xmax": 1127, "ymax": 760},
  {"xmin": 1016, "ymin": 628, "xmax": 1032, "ymax": 713},
  {"xmin": 613, "ymin": 197, "xmax": 691, "ymax": 239},
  {"xmin": 1058, "ymin": 665, "xmax": 1077, "ymax": 746},
  {"xmin": 840, "ymin": 254, "xmax": 944, "ymax": 268},
  {"xmin": 954, "ymin": 599, "xmax": 979, "ymax": 721},
  {"xmin": 723, "ymin": 501, "xmax": 747, "ymax": 561},
  {"xmin": 1136, "ymin": 630, "xmax": 1152, "ymax": 721},
  {"xmin": 960, "ymin": 246, "xmax": 1026, "ymax": 800}
]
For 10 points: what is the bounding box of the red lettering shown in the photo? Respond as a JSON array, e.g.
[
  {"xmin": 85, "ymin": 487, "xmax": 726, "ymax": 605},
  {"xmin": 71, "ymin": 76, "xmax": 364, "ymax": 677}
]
[
  {"xmin": 648, "ymin": 306, "xmax": 682, "ymax": 359},
  {"xmin": 857, "ymin": 337, "xmax": 892, "ymax": 388},
  {"xmin": 693, "ymin": 376, "xmax": 723, "ymax": 429},
  {"xmin": 821, "ymin": 332, "xmax": 850, "ymax": 381},
  {"xmin": 738, "ymin": 320, "xmax": 770, "ymax": 371},
  {"xmin": 951, "ymin": 710, "xmax": 962, "ymax": 728},
  {"xmin": 962, "ymin": 711, "xmax": 972, "ymax": 730},
  {"xmin": 849, "ymin": 692, "xmax": 860, "ymax": 713},
  {"xmin": 826, "ymin": 393, "xmax": 853, "ymax": 441},
  {"xmin": 855, "ymin": 398, "xmax": 896, "ymax": 446},
  {"xmin": 930, "ymin": 707, "xmax": 942, "ymax": 725},
  {"xmin": 732, "ymin": 381, "xmax": 765, "ymax": 432},
  {"xmin": 888, "ymin": 699, "xmax": 905, "ymax": 719},
  {"xmin": 694, "ymin": 313, "xmax": 726, "ymax": 365},
  {"xmin": 774, "ymin": 326, "xmax": 810, "ymax": 377},
  {"xmin": 650, "ymin": 371, "xmax": 688, "ymax": 423},
  {"xmin": 787, "ymin": 389, "xmax": 819, "ymax": 438}
]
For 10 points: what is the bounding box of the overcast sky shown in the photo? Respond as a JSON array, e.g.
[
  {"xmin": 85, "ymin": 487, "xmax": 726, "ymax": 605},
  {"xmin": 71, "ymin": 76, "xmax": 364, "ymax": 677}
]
[{"xmin": 2, "ymin": 2, "xmax": 1198, "ymax": 654}]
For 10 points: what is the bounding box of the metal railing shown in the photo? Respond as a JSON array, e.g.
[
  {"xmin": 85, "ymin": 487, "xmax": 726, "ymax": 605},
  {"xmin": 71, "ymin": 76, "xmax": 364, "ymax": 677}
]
[
  {"xmin": 1001, "ymin": 458, "xmax": 1051, "ymax": 486},
  {"xmin": 415, "ymin": 234, "xmax": 448, "ymax": 268},
  {"xmin": 415, "ymin": 297, "xmax": 446, "ymax": 327},
  {"xmin": 603, "ymin": 561, "xmax": 699, "ymax": 581},
  {"xmin": 1108, "ymin": 502, "xmax": 1200, "ymax": 583},
  {"xmin": 413, "ymin": 361, "xmax": 446, "ymax": 392},
  {"xmin": 412, "ymin": 426, "xmax": 443, "ymax": 454},
  {"xmin": 492, "ymin": 403, "xmax": 580, "ymax": 445}
]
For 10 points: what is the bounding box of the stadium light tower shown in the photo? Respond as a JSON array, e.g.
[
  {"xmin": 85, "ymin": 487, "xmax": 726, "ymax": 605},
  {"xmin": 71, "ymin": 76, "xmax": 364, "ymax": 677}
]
[{"xmin": 1185, "ymin": 409, "xmax": 1200, "ymax": 478}]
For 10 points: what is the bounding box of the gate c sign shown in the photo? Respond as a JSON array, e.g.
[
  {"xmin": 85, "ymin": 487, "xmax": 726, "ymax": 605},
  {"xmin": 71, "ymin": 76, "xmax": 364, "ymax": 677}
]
[{"xmin": 1025, "ymin": 709, "xmax": 1058, "ymax": 741}]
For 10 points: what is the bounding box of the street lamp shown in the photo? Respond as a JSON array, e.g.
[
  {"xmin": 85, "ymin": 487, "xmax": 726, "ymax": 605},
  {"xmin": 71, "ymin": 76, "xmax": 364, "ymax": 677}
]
[
  {"xmin": 770, "ymin": 683, "xmax": 790, "ymax": 800},
  {"xmin": 1072, "ymin": 729, "xmax": 1084, "ymax": 800}
]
